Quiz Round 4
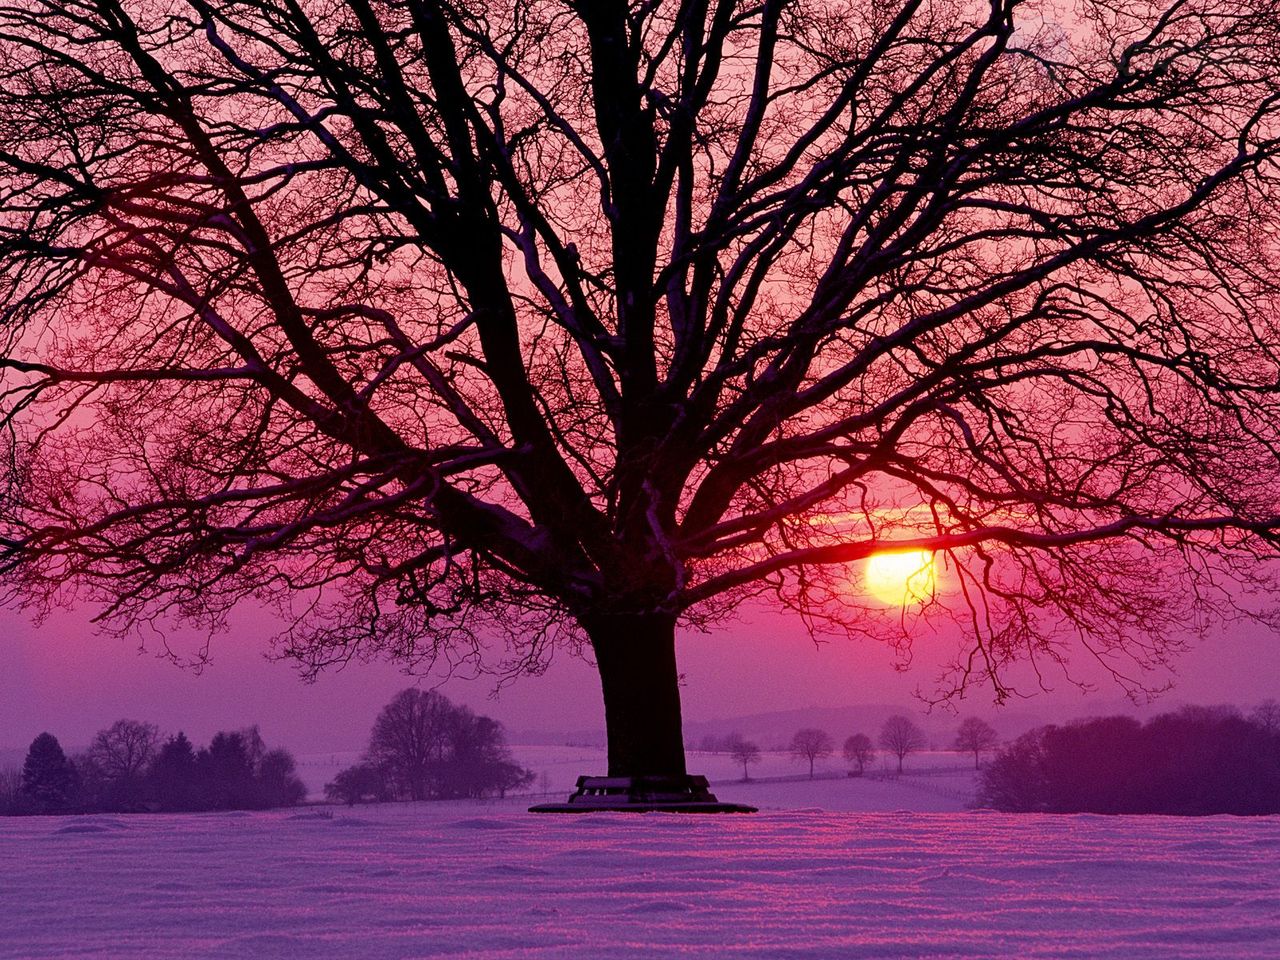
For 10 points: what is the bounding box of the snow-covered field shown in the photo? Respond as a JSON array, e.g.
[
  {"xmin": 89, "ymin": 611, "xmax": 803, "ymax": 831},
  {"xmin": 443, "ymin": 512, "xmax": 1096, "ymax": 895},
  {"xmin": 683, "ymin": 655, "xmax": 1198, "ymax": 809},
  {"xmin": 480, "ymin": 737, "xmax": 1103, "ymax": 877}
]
[{"xmin": 4, "ymin": 767, "xmax": 1279, "ymax": 960}]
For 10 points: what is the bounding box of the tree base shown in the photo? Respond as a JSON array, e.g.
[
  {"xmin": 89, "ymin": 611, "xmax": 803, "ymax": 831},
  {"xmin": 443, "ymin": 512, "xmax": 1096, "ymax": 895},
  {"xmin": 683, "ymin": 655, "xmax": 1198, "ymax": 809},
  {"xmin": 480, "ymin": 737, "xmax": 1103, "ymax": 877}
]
[{"xmin": 528, "ymin": 775, "xmax": 757, "ymax": 813}]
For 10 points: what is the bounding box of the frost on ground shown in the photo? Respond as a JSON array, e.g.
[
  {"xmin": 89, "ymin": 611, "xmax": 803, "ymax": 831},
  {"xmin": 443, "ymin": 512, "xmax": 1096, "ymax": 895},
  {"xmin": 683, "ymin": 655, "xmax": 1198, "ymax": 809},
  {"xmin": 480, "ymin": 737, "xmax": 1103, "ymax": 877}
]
[{"xmin": 3, "ymin": 777, "xmax": 1278, "ymax": 960}]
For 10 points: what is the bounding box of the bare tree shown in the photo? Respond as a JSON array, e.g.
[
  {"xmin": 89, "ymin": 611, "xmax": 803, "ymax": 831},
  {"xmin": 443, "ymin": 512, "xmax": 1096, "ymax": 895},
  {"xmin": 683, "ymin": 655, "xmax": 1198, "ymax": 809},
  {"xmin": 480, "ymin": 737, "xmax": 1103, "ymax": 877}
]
[
  {"xmin": 953, "ymin": 717, "xmax": 999, "ymax": 769},
  {"xmin": 842, "ymin": 733, "xmax": 875, "ymax": 776},
  {"xmin": 4, "ymin": 1, "xmax": 1280, "ymax": 785},
  {"xmin": 362, "ymin": 687, "xmax": 527, "ymax": 799},
  {"xmin": 445, "ymin": 708, "xmax": 533, "ymax": 798},
  {"xmin": 1251, "ymin": 699, "xmax": 1280, "ymax": 735},
  {"xmin": 880, "ymin": 716, "xmax": 926, "ymax": 774},
  {"xmin": 367, "ymin": 689, "xmax": 455, "ymax": 801},
  {"xmin": 0, "ymin": 765, "xmax": 22, "ymax": 814},
  {"xmin": 89, "ymin": 719, "xmax": 161, "ymax": 786},
  {"xmin": 789, "ymin": 728, "xmax": 833, "ymax": 779},
  {"xmin": 726, "ymin": 734, "xmax": 761, "ymax": 781}
]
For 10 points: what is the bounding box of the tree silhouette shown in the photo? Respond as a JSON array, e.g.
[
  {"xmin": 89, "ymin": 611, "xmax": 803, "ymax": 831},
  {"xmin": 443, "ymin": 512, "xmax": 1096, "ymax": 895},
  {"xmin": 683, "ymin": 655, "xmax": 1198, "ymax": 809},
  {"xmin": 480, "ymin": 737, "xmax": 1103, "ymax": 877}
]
[
  {"xmin": 89, "ymin": 719, "xmax": 160, "ymax": 806},
  {"xmin": 444, "ymin": 709, "xmax": 533, "ymax": 798},
  {"xmin": 726, "ymin": 734, "xmax": 761, "ymax": 781},
  {"xmin": 355, "ymin": 687, "xmax": 530, "ymax": 799},
  {"xmin": 198, "ymin": 732, "xmax": 257, "ymax": 809},
  {"xmin": 367, "ymin": 689, "xmax": 455, "ymax": 801},
  {"xmin": 254, "ymin": 748, "xmax": 308, "ymax": 807},
  {"xmin": 842, "ymin": 733, "xmax": 875, "ymax": 776},
  {"xmin": 4, "ymin": 1, "xmax": 1280, "ymax": 782},
  {"xmin": 149, "ymin": 732, "xmax": 200, "ymax": 811},
  {"xmin": 953, "ymin": 717, "xmax": 999, "ymax": 769},
  {"xmin": 880, "ymin": 715, "xmax": 926, "ymax": 774},
  {"xmin": 0, "ymin": 765, "xmax": 21, "ymax": 815},
  {"xmin": 978, "ymin": 708, "xmax": 1280, "ymax": 814},
  {"xmin": 789, "ymin": 728, "xmax": 833, "ymax": 779},
  {"xmin": 21, "ymin": 733, "xmax": 74, "ymax": 812},
  {"xmin": 324, "ymin": 763, "xmax": 389, "ymax": 807},
  {"xmin": 1251, "ymin": 699, "xmax": 1280, "ymax": 736}
]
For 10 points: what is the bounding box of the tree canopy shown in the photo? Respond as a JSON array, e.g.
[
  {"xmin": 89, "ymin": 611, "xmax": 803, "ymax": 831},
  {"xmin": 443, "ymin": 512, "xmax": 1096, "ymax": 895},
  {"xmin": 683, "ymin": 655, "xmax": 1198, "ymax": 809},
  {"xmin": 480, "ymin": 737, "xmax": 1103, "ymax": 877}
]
[
  {"xmin": 349, "ymin": 687, "xmax": 532, "ymax": 800},
  {"xmin": 977, "ymin": 707, "xmax": 1280, "ymax": 814},
  {"xmin": 3, "ymin": 0, "xmax": 1280, "ymax": 777}
]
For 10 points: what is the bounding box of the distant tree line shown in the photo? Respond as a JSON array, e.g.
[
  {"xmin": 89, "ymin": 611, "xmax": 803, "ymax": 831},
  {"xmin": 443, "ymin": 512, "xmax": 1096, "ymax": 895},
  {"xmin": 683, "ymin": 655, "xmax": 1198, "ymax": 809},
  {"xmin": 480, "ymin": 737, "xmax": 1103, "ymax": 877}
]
[
  {"xmin": 977, "ymin": 703, "xmax": 1280, "ymax": 815},
  {"xmin": 699, "ymin": 714, "xmax": 956, "ymax": 781},
  {"xmin": 0, "ymin": 722, "xmax": 305, "ymax": 815},
  {"xmin": 787, "ymin": 716, "xmax": 933, "ymax": 778},
  {"xmin": 325, "ymin": 689, "xmax": 533, "ymax": 804}
]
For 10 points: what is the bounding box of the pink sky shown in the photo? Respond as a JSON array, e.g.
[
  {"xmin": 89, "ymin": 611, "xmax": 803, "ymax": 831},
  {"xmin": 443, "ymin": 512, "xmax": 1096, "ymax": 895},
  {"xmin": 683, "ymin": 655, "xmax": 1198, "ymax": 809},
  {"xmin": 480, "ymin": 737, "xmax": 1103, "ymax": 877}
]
[{"xmin": 2, "ymin": 599, "xmax": 1277, "ymax": 755}]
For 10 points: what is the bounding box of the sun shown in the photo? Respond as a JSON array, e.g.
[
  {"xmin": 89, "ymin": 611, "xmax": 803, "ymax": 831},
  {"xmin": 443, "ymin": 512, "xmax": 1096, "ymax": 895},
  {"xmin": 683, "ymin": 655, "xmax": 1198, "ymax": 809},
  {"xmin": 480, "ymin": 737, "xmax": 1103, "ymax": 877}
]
[{"xmin": 863, "ymin": 550, "xmax": 937, "ymax": 605}]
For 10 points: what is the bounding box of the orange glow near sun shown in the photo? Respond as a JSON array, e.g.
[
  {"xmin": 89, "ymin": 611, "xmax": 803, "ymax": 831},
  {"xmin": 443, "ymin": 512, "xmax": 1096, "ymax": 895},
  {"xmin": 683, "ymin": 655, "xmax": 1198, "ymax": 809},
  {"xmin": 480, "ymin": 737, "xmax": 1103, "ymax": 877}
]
[{"xmin": 863, "ymin": 550, "xmax": 936, "ymax": 605}]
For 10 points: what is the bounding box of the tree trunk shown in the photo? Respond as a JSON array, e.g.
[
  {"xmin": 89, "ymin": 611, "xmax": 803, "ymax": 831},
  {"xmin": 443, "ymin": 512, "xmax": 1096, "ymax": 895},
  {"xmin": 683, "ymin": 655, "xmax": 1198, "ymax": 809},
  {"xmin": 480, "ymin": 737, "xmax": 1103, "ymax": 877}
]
[{"xmin": 586, "ymin": 611, "xmax": 688, "ymax": 778}]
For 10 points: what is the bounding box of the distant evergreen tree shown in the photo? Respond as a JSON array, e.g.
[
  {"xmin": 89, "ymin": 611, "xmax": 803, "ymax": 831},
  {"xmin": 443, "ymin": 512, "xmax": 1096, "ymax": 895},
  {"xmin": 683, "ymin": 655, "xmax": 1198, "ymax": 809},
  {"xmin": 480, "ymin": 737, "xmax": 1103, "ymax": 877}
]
[
  {"xmin": 150, "ymin": 733, "xmax": 199, "ymax": 811},
  {"xmin": 198, "ymin": 732, "xmax": 256, "ymax": 809},
  {"xmin": 21, "ymin": 733, "xmax": 75, "ymax": 813}
]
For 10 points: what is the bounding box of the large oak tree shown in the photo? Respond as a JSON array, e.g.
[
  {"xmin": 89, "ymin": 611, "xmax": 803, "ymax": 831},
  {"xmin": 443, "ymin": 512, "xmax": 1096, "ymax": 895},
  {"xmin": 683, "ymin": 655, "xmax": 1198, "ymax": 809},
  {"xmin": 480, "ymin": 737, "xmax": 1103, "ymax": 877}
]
[{"xmin": 3, "ymin": 0, "xmax": 1280, "ymax": 779}]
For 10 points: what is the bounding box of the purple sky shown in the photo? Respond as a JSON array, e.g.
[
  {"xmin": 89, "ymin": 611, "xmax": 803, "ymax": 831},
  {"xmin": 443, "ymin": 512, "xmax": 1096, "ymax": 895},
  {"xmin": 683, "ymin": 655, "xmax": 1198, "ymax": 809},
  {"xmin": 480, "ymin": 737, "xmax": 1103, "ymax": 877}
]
[{"xmin": 3, "ymin": 600, "xmax": 1277, "ymax": 755}]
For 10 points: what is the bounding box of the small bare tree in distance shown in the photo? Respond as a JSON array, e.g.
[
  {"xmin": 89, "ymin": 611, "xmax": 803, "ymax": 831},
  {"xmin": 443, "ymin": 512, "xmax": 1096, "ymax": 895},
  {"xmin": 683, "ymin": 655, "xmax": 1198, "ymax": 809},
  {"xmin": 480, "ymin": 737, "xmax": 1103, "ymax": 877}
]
[
  {"xmin": 880, "ymin": 716, "xmax": 927, "ymax": 774},
  {"xmin": 726, "ymin": 734, "xmax": 761, "ymax": 782},
  {"xmin": 953, "ymin": 717, "xmax": 1000, "ymax": 769},
  {"xmin": 0, "ymin": 765, "xmax": 21, "ymax": 814},
  {"xmin": 790, "ymin": 728, "xmax": 834, "ymax": 780},
  {"xmin": 843, "ymin": 733, "xmax": 876, "ymax": 776},
  {"xmin": 5, "ymin": 0, "xmax": 1280, "ymax": 786},
  {"xmin": 1251, "ymin": 700, "xmax": 1280, "ymax": 735}
]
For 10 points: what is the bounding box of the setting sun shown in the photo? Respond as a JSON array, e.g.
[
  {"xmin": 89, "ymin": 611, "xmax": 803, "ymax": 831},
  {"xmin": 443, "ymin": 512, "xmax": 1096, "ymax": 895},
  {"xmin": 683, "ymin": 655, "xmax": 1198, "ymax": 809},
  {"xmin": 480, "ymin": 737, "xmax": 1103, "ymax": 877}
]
[{"xmin": 863, "ymin": 550, "xmax": 936, "ymax": 605}]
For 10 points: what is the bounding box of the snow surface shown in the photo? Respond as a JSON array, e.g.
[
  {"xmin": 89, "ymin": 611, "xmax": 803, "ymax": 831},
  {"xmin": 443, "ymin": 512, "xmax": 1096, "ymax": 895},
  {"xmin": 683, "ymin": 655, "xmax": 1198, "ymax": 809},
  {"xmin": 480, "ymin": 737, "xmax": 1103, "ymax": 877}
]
[{"xmin": 4, "ymin": 766, "xmax": 1279, "ymax": 960}]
